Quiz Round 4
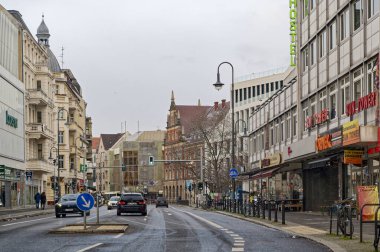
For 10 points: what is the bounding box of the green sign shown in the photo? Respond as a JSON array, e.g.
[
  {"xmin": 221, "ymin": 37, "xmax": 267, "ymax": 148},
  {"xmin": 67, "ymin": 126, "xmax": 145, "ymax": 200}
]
[
  {"xmin": 5, "ymin": 111, "xmax": 18, "ymax": 128},
  {"xmin": 80, "ymin": 164, "xmax": 88, "ymax": 172},
  {"xmin": 290, "ymin": 0, "xmax": 297, "ymax": 67},
  {"xmin": 0, "ymin": 165, "xmax": 12, "ymax": 180}
]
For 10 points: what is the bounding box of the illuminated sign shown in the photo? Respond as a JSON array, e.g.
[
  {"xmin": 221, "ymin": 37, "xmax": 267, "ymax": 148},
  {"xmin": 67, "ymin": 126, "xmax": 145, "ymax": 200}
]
[
  {"xmin": 343, "ymin": 120, "xmax": 360, "ymax": 146},
  {"xmin": 344, "ymin": 150, "xmax": 363, "ymax": 165},
  {"xmin": 290, "ymin": 0, "xmax": 297, "ymax": 67},
  {"xmin": 346, "ymin": 92, "xmax": 377, "ymax": 117},
  {"xmin": 5, "ymin": 111, "xmax": 18, "ymax": 128},
  {"xmin": 305, "ymin": 108, "xmax": 329, "ymax": 129},
  {"xmin": 261, "ymin": 153, "xmax": 282, "ymax": 168},
  {"xmin": 315, "ymin": 127, "xmax": 342, "ymax": 152}
]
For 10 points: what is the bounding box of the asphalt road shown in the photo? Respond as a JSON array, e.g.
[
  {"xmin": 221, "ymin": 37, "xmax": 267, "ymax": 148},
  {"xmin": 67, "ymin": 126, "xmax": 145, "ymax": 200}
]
[{"xmin": 0, "ymin": 205, "xmax": 331, "ymax": 252}]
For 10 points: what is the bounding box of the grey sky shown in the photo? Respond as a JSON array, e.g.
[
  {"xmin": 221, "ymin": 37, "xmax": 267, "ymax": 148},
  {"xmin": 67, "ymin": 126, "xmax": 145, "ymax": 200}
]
[{"xmin": 2, "ymin": 0, "xmax": 289, "ymax": 136}]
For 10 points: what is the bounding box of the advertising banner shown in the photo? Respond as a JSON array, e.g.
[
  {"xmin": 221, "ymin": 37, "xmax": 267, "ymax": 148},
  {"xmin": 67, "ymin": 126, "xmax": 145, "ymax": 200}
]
[
  {"xmin": 343, "ymin": 120, "xmax": 360, "ymax": 146},
  {"xmin": 343, "ymin": 150, "xmax": 363, "ymax": 165},
  {"xmin": 357, "ymin": 186, "xmax": 379, "ymax": 221}
]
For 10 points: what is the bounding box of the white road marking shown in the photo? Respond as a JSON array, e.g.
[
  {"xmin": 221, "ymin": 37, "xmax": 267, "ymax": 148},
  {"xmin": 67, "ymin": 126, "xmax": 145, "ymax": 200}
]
[
  {"xmin": 113, "ymin": 233, "xmax": 123, "ymax": 239},
  {"xmin": 234, "ymin": 243, "xmax": 244, "ymax": 247},
  {"xmin": 232, "ymin": 247, "xmax": 244, "ymax": 252},
  {"xmin": 230, "ymin": 234, "xmax": 239, "ymax": 237},
  {"xmin": 168, "ymin": 213, "xmax": 172, "ymax": 216},
  {"xmin": 1, "ymin": 216, "xmax": 54, "ymax": 227},
  {"xmin": 221, "ymin": 228, "xmax": 228, "ymax": 231},
  {"xmin": 77, "ymin": 243, "xmax": 102, "ymax": 252},
  {"xmin": 226, "ymin": 231, "xmax": 234, "ymax": 234},
  {"xmin": 234, "ymin": 240, "xmax": 244, "ymax": 243},
  {"xmin": 172, "ymin": 208, "xmax": 223, "ymax": 229}
]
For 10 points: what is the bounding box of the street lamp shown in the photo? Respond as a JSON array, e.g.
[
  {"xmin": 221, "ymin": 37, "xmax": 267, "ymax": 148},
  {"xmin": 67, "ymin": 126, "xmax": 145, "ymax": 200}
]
[
  {"xmin": 74, "ymin": 134, "xmax": 86, "ymax": 193},
  {"xmin": 49, "ymin": 146, "xmax": 58, "ymax": 203},
  {"xmin": 56, "ymin": 108, "xmax": 70, "ymax": 200},
  {"xmin": 213, "ymin": 61, "xmax": 236, "ymax": 212}
]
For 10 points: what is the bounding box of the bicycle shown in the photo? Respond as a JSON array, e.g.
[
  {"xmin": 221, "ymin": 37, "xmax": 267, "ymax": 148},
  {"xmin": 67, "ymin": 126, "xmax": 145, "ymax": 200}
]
[{"xmin": 336, "ymin": 198, "xmax": 354, "ymax": 237}]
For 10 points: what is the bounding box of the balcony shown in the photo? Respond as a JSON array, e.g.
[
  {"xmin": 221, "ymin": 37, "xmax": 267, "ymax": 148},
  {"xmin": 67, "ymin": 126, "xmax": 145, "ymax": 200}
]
[
  {"xmin": 27, "ymin": 159, "xmax": 54, "ymax": 173},
  {"xmin": 28, "ymin": 89, "xmax": 53, "ymax": 107},
  {"xmin": 26, "ymin": 123, "xmax": 54, "ymax": 140}
]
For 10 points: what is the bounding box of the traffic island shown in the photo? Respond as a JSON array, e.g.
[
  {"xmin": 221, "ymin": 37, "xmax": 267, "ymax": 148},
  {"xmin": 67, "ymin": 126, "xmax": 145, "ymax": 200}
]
[{"xmin": 49, "ymin": 223, "xmax": 128, "ymax": 234}]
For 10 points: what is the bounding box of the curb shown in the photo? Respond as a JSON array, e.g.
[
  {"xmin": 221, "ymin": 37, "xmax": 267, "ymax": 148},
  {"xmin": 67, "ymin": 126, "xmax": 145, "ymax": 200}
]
[
  {"xmin": 0, "ymin": 209, "xmax": 55, "ymax": 222},
  {"xmin": 49, "ymin": 224, "xmax": 128, "ymax": 234},
  {"xmin": 215, "ymin": 211, "xmax": 346, "ymax": 252}
]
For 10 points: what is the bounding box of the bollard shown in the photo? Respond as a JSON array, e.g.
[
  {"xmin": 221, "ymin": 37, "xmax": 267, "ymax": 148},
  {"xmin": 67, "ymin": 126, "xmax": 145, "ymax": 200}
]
[
  {"xmin": 262, "ymin": 200, "xmax": 266, "ymax": 219},
  {"xmin": 349, "ymin": 205, "xmax": 352, "ymax": 240},
  {"xmin": 281, "ymin": 201, "xmax": 285, "ymax": 225},
  {"xmin": 274, "ymin": 201, "xmax": 278, "ymax": 222},
  {"xmin": 329, "ymin": 206, "xmax": 333, "ymax": 234},
  {"xmin": 268, "ymin": 201, "xmax": 272, "ymax": 221}
]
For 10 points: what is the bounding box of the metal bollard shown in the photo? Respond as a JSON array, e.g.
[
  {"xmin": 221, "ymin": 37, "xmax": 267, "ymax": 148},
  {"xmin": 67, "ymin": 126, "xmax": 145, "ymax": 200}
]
[
  {"xmin": 329, "ymin": 206, "xmax": 333, "ymax": 234},
  {"xmin": 274, "ymin": 201, "xmax": 278, "ymax": 222},
  {"xmin": 262, "ymin": 200, "xmax": 266, "ymax": 219},
  {"xmin": 281, "ymin": 201, "xmax": 285, "ymax": 225},
  {"xmin": 268, "ymin": 201, "xmax": 272, "ymax": 221}
]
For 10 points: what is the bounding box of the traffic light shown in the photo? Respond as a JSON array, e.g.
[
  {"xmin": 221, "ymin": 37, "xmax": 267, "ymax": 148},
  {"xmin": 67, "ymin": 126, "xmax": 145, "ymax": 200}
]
[
  {"xmin": 122, "ymin": 164, "xmax": 126, "ymax": 171},
  {"xmin": 197, "ymin": 182, "xmax": 203, "ymax": 191},
  {"xmin": 148, "ymin": 156, "xmax": 154, "ymax": 166}
]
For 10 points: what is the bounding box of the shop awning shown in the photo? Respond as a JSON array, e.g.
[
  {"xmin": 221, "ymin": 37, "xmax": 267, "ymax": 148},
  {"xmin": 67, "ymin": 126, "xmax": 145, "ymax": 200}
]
[
  {"xmin": 276, "ymin": 163, "xmax": 302, "ymax": 173},
  {"xmin": 252, "ymin": 167, "xmax": 279, "ymax": 180}
]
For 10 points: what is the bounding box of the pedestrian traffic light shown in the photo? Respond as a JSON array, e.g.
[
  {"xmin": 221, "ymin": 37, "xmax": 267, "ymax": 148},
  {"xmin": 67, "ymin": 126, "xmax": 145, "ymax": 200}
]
[
  {"xmin": 198, "ymin": 182, "xmax": 203, "ymax": 191},
  {"xmin": 122, "ymin": 164, "xmax": 126, "ymax": 171},
  {"xmin": 148, "ymin": 156, "xmax": 154, "ymax": 166}
]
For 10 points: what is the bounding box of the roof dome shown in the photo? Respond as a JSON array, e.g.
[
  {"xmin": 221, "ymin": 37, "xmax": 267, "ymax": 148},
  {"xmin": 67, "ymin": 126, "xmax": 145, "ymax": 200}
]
[
  {"xmin": 37, "ymin": 16, "xmax": 49, "ymax": 35},
  {"xmin": 47, "ymin": 48, "xmax": 61, "ymax": 72}
]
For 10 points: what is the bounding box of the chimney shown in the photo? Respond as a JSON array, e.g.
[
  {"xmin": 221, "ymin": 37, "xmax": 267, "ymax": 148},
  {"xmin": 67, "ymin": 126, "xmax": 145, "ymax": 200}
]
[
  {"xmin": 221, "ymin": 99, "xmax": 226, "ymax": 108},
  {"xmin": 214, "ymin": 101, "xmax": 219, "ymax": 110}
]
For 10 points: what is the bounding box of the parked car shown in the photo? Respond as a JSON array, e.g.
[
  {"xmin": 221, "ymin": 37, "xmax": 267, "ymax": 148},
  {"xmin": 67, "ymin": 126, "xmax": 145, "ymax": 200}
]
[
  {"xmin": 55, "ymin": 194, "xmax": 90, "ymax": 218},
  {"xmin": 156, "ymin": 197, "xmax": 168, "ymax": 208},
  {"xmin": 117, "ymin": 193, "xmax": 147, "ymax": 216},
  {"xmin": 107, "ymin": 196, "xmax": 120, "ymax": 210}
]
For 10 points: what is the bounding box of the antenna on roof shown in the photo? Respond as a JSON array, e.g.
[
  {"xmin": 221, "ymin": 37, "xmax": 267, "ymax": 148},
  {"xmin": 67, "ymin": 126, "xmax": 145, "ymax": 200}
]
[
  {"xmin": 137, "ymin": 120, "xmax": 140, "ymax": 134},
  {"xmin": 59, "ymin": 46, "xmax": 64, "ymax": 68}
]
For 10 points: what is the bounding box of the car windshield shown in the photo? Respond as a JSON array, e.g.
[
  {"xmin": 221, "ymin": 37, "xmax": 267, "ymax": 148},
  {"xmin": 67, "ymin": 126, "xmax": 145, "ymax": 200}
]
[
  {"xmin": 157, "ymin": 197, "xmax": 166, "ymax": 201},
  {"xmin": 121, "ymin": 194, "xmax": 143, "ymax": 201},
  {"xmin": 110, "ymin": 196, "xmax": 120, "ymax": 201},
  {"xmin": 60, "ymin": 194, "xmax": 77, "ymax": 202}
]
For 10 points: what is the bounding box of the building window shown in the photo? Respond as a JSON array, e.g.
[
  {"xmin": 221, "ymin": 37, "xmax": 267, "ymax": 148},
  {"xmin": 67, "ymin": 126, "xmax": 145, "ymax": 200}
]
[
  {"xmin": 261, "ymin": 84, "xmax": 265, "ymax": 95},
  {"xmin": 303, "ymin": 0, "xmax": 309, "ymax": 18},
  {"xmin": 340, "ymin": 9, "xmax": 350, "ymax": 41},
  {"xmin": 311, "ymin": 96, "xmax": 317, "ymax": 118},
  {"xmin": 319, "ymin": 90, "xmax": 327, "ymax": 111},
  {"xmin": 271, "ymin": 82, "xmax": 274, "ymax": 91},
  {"xmin": 319, "ymin": 30, "xmax": 326, "ymax": 58},
  {"xmin": 37, "ymin": 111, "xmax": 42, "ymax": 123},
  {"xmin": 353, "ymin": 68, "xmax": 363, "ymax": 101},
  {"xmin": 235, "ymin": 90, "xmax": 238, "ymax": 103},
  {"xmin": 368, "ymin": 59, "xmax": 377, "ymax": 94},
  {"xmin": 270, "ymin": 127, "xmax": 274, "ymax": 146},
  {"xmin": 340, "ymin": 76, "xmax": 350, "ymax": 115},
  {"xmin": 303, "ymin": 107, "xmax": 308, "ymax": 131},
  {"xmin": 257, "ymin": 85, "xmax": 260, "ymax": 96},
  {"xmin": 275, "ymin": 81, "xmax": 279, "ymax": 89},
  {"xmin": 286, "ymin": 117, "xmax": 291, "ymax": 140},
  {"xmin": 70, "ymin": 158, "xmax": 74, "ymax": 170},
  {"xmin": 58, "ymin": 155, "xmax": 64, "ymax": 169},
  {"xmin": 302, "ymin": 48, "xmax": 309, "ymax": 72},
  {"xmin": 280, "ymin": 121, "xmax": 284, "ymax": 142},
  {"xmin": 310, "ymin": 39, "xmax": 317, "ymax": 66},
  {"xmin": 248, "ymin": 87, "xmax": 251, "ymax": 98},
  {"xmin": 274, "ymin": 125, "xmax": 278, "ymax": 144},
  {"xmin": 252, "ymin": 86, "xmax": 256, "ymax": 97},
  {"xmin": 58, "ymin": 131, "xmax": 64, "ymax": 144},
  {"xmin": 353, "ymin": 0, "xmax": 362, "ymax": 31},
  {"xmin": 368, "ymin": 0, "xmax": 379, "ymax": 18},
  {"xmin": 239, "ymin": 89, "xmax": 243, "ymax": 102},
  {"xmin": 280, "ymin": 81, "xmax": 283, "ymax": 88},
  {"xmin": 329, "ymin": 21, "xmax": 336, "ymax": 50},
  {"xmin": 38, "ymin": 144, "xmax": 43, "ymax": 160},
  {"xmin": 292, "ymin": 114, "xmax": 297, "ymax": 136},
  {"xmin": 329, "ymin": 83, "xmax": 337, "ymax": 119},
  {"xmin": 243, "ymin": 88, "xmax": 247, "ymax": 100},
  {"xmin": 58, "ymin": 107, "xmax": 64, "ymax": 119},
  {"xmin": 266, "ymin": 83, "xmax": 269, "ymax": 93},
  {"xmin": 310, "ymin": 0, "xmax": 316, "ymax": 11},
  {"xmin": 37, "ymin": 80, "xmax": 41, "ymax": 90}
]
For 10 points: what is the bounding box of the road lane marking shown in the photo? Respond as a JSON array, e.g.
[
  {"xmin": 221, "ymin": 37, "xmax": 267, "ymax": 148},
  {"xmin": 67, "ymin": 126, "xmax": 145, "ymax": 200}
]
[
  {"xmin": 226, "ymin": 231, "xmax": 234, "ymax": 234},
  {"xmin": 230, "ymin": 234, "xmax": 239, "ymax": 237},
  {"xmin": 1, "ymin": 216, "xmax": 54, "ymax": 227},
  {"xmin": 77, "ymin": 243, "xmax": 102, "ymax": 252},
  {"xmin": 173, "ymin": 208, "xmax": 223, "ymax": 229},
  {"xmin": 231, "ymin": 248, "xmax": 244, "ymax": 252},
  {"xmin": 113, "ymin": 233, "xmax": 123, "ymax": 238},
  {"xmin": 167, "ymin": 213, "xmax": 172, "ymax": 216},
  {"xmin": 234, "ymin": 243, "xmax": 244, "ymax": 247}
]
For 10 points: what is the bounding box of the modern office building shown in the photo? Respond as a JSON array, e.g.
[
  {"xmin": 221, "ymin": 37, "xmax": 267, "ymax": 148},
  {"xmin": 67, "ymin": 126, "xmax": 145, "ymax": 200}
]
[{"xmin": 0, "ymin": 6, "xmax": 25, "ymax": 208}]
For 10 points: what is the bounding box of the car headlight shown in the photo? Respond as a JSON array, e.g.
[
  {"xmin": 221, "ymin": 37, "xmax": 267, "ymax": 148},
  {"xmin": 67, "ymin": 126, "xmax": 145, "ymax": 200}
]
[
  {"xmin": 56, "ymin": 203, "xmax": 62, "ymax": 207},
  {"xmin": 108, "ymin": 202, "xmax": 111, "ymax": 206}
]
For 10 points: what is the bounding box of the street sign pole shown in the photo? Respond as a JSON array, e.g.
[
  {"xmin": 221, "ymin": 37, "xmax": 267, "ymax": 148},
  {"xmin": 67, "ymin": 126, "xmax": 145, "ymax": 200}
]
[
  {"xmin": 84, "ymin": 210, "xmax": 87, "ymax": 230},
  {"xmin": 76, "ymin": 192, "xmax": 94, "ymax": 230}
]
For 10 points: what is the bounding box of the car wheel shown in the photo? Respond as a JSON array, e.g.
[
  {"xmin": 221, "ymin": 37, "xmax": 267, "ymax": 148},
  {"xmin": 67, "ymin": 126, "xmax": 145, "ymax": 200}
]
[
  {"xmin": 117, "ymin": 211, "xmax": 121, "ymax": 216},
  {"xmin": 55, "ymin": 214, "xmax": 60, "ymax": 218},
  {"xmin": 80, "ymin": 212, "xmax": 84, "ymax": 217},
  {"xmin": 62, "ymin": 214, "xmax": 66, "ymax": 218},
  {"xmin": 142, "ymin": 212, "xmax": 147, "ymax": 216},
  {"xmin": 156, "ymin": 205, "xmax": 158, "ymax": 208},
  {"xmin": 166, "ymin": 206, "xmax": 169, "ymax": 208},
  {"xmin": 107, "ymin": 207, "xmax": 111, "ymax": 210}
]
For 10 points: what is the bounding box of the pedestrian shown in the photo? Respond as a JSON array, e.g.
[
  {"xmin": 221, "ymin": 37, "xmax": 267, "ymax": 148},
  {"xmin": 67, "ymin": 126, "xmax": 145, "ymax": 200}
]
[
  {"xmin": 40, "ymin": 192, "xmax": 46, "ymax": 210},
  {"xmin": 34, "ymin": 192, "xmax": 41, "ymax": 209}
]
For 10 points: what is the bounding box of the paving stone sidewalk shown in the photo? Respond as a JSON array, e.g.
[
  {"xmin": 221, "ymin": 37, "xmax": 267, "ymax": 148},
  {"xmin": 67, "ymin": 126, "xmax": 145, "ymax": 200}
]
[{"xmin": 0, "ymin": 205, "xmax": 54, "ymax": 221}]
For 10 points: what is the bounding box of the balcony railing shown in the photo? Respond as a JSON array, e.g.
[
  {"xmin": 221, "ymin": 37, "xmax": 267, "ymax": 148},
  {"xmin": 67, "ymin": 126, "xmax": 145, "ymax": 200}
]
[
  {"xmin": 28, "ymin": 89, "xmax": 53, "ymax": 106},
  {"xmin": 26, "ymin": 123, "xmax": 54, "ymax": 139}
]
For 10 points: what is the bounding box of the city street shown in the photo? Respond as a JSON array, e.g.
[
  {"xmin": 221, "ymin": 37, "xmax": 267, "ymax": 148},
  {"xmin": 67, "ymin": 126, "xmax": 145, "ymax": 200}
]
[{"xmin": 0, "ymin": 205, "xmax": 330, "ymax": 252}]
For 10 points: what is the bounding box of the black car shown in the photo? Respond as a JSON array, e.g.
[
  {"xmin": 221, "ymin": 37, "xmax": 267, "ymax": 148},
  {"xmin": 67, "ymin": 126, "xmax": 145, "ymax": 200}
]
[
  {"xmin": 55, "ymin": 194, "xmax": 90, "ymax": 218},
  {"xmin": 117, "ymin": 193, "xmax": 147, "ymax": 216},
  {"xmin": 156, "ymin": 197, "xmax": 168, "ymax": 208}
]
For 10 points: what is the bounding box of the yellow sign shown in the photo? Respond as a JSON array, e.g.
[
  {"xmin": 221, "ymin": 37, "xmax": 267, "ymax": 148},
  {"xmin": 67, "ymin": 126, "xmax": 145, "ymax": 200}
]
[
  {"xmin": 261, "ymin": 153, "xmax": 282, "ymax": 168},
  {"xmin": 357, "ymin": 186, "xmax": 380, "ymax": 221},
  {"xmin": 343, "ymin": 120, "xmax": 360, "ymax": 146},
  {"xmin": 343, "ymin": 150, "xmax": 363, "ymax": 165}
]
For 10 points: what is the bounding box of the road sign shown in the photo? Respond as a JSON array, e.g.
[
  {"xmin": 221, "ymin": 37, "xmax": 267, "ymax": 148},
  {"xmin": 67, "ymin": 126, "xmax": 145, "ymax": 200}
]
[
  {"xmin": 76, "ymin": 192, "xmax": 95, "ymax": 211},
  {"xmin": 148, "ymin": 156, "xmax": 154, "ymax": 166},
  {"xmin": 229, "ymin": 168, "xmax": 239, "ymax": 178},
  {"xmin": 80, "ymin": 164, "xmax": 88, "ymax": 172}
]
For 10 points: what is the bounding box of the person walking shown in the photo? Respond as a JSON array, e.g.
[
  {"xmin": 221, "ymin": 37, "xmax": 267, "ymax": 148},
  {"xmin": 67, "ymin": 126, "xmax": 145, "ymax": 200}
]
[
  {"xmin": 34, "ymin": 192, "xmax": 41, "ymax": 209},
  {"xmin": 40, "ymin": 192, "xmax": 47, "ymax": 210}
]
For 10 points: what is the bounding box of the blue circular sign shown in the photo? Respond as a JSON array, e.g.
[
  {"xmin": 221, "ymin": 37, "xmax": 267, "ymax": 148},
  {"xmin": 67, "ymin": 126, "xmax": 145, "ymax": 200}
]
[
  {"xmin": 229, "ymin": 168, "xmax": 239, "ymax": 178},
  {"xmin": 76, "ymin": 193, "xmax": 95, "ymax": 211}
]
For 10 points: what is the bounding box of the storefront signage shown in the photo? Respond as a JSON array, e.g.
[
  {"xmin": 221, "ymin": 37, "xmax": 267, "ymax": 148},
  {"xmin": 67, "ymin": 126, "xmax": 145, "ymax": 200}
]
[
  {"xmin": 306, "ymin": 108, "xmax": 329, "ymax": 129},
  {"xmin": 357, "ymin": 186, "xmax": 379, "ymax": 221},
  {"xmin": 346, "ymin": 92, "xmax": 377, "ymax": 117},
  {"xmin": 261, "ymin": 153, "xmax": 282, "ymax": 168},
  {"xmin": 343, "ymin": 120, "xmax": 360, "ymax": 146},
  {"xmin": 315, "ymin": 127, "xmax": 342, "ymax": 152},
  {"xmin": 0, "ymin": 165, "xmax": 12, "ymax": 180},
  {"xmin": 343, "ymin": 150, "xmax": 363, "ymax": 165},
  {"xmin": 289, "ymin": 0, "xmax": 297, "ymax": 67},
  {"xmin": 5, "ymin": 111, "xmax": 18, "ymax": 128}
]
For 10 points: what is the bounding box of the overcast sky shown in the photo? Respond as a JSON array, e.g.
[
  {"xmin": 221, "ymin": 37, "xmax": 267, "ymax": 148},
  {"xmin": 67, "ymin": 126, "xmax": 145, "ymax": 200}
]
[{"xmin": 2, "ymin": 0, "xmax": 289, "ymax": 136}]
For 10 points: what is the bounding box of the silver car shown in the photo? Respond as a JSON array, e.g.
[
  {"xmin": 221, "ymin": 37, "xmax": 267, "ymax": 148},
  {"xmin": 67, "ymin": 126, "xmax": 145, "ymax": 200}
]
[{"xmin": 107, "ymin": 196, "xmax": 120, "ymax": 210}]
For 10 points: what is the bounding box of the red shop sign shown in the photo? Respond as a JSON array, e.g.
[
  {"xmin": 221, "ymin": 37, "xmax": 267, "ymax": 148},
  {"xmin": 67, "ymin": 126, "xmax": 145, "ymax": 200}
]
[
  {"xmin": 346, "ymin": 92, "xmax": 377, "ymax": 117},
  {"xmin": 306, "ymin": 109, "xmax": 329, "ymax": 129}
]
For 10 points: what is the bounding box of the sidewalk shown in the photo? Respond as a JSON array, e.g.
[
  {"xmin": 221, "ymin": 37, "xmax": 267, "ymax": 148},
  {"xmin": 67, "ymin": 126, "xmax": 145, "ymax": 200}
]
[
  {"xmin": 0, "ymin": 205, "xmax": 54, "ymax": 221},
  {"xmin": 212, "ymin": 208, "xmax": 377, "ymax": 252}
]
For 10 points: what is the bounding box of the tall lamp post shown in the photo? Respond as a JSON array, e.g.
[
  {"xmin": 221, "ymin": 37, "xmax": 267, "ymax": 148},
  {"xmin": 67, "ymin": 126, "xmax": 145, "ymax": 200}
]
[
  {"xmin": 49, "ymin": 146, "xmax": 58, "ymax": 203},
  {"xmin": 56, "ymin": 108, "xmax": 70, "ymax": 200},
  {"xmin": 74, "ymin": 134, "xmax": 86, "ymax": 193},
  {"xmin": 213, "ymin": 61, "xmax": 236, "ymax": 212}
]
